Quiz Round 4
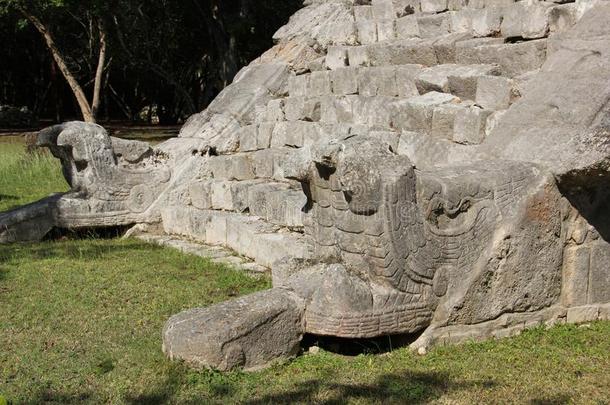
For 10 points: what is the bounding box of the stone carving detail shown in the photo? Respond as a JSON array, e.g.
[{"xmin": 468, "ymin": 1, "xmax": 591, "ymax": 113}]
[{"xmin": 2, "ymin": 0, "xmax": 610, "ymax": 371}]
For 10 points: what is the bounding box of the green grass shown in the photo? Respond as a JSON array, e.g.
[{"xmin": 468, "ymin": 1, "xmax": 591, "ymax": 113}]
[
  {"xmin": 0, "ymin": 142, "xmax": 68, "ymax": 212},
  {"xmin": 0, "ymin": 239, "xmax": 608, "ymax": 404},
  {"xmin": 0, "ymin": 143, "xmax": 609, "ymax": 404}
]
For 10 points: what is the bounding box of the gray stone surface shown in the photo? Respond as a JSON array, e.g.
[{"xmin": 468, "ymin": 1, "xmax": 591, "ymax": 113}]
[{"xmin": 2, "ymin": 0, "xmax": 609, "ymax": 373}]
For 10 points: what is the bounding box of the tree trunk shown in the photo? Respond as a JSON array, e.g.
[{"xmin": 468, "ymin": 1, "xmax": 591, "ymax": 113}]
[
  {"xmin": 19, "ymin": 7, "xmax": 95, "ymax": 123},
  {"xmin": 91, "ymin": 21, "xmax": 107, "ymax": 121}
]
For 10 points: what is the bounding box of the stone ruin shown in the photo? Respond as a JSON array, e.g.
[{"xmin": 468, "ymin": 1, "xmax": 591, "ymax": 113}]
[{"xmin": 1, "ymin": 0, "xmax": 609, "ymax": 371}]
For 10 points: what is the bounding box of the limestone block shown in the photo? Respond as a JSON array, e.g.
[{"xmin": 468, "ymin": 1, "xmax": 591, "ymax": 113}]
[
  {"xmin": 372, "ymin": 0, "xmax": 396, "ymax": 20},
  {"xmin": 356, "ymin": 20, "xmax": 378, "ymax": 44},
  {"xmin": 347, "ymin": 46, "xmax": 371, "ymax": 67},
  {"xmin": 238, "ymin": 125, "xmax": 258, "ymax": 152},
  {"xmin": 369, "ymin": 40, "xmax": 439, "ymax": 66},
  {"xmin": 252, "ymin": 149, "xmax": 278, "ymax": 179},
  {"xmin": 395, "ymin": 65, "xmax": 423, "ymax": 97},
  {"xmin": 417, "ymin": 14, "xmax": 452, "ymax": 38},
  {"xmin": 331, "ymin": 68, "xmax": 359, "ymax": 95},
  {"xmin": 421, "ymin": 0, "xmax": 448, "ymax": 13},
  {"xmin": 288, "ymin": 74, "xmax": 310, "ymax": 97},
  {"xmin": 354, "ymin": 5, "xmax": 374, "ymax": 21},
  {"xmin": 447, "ymin": 64, "xmax": 501, "ymax": 100},
  {"xmin": 567, "ymin": 306, "xmax": 600, "ymax": 324},
  {"xmin": 433, "ymin": 32, "xmax": 474, "ymax": 64},
  {"xmin": 501, "ymin": 1, "xmax": 552, "ymax": 39},
  {"xmin": 548, "ymin": 4, "xmax": 577, "ymax": 34},
  {"xmin": 211, "ymin": 181, "xmax": 235, "ymax": 211},
  {"xmin": 257, "ymin": 123, "xmax": 274, "ymax": 149},
  {"xmin": 283, "ymin": 97, "xmax": 321, "ymax": 122},
  {"xmin": 476, "ymin": 75, "xmax": 514, "ymax": 110},
  {"xmin": 189, "ymin": 181, "xmax": 213, "ymax": 210},
  {"xmin": 453, "ymin": 106, "xmax": 493, "ymax": 144},
  {"xmin": 377, "ymin": 20, "xmax": 397, "ymax": 41},
  {"xmin": 326, "ymin": 46, "xmax": 349, "ymax": 70},
  {"xmin": 396, "ymin": 15, "xmax": 420, "ymax": 39},
  {"xmin": 263, "ymin": 99, "xmax": 285, "ymax": 122},
  {"xmin": 394, "ymin": 0, "xmax": 420, "ymax": 15},
  {"xmin": 416, "ymin": 64, "xmax": 498, "ymax": 98},
  {"xmin": 471, "ymin": 7, "xmax": 504, "ymax": 37},
  {"xmin": 369, "ymin": 130, "xmax": 401, "ymax": 151},
  {"xmin": 450, "ymin": 9, "xmax": 475, "ymax": 33},
  {"xmin": 431, "ymin": 103, "xmax": 463, "ymax": 139},
  {"xmin": 353, "ymin": 96, "xmax": 395, "ymax": 129},
  {"xmin": 561, "ymin": 244, "xmax": 591, "ymax": 306},
  {"xmin": 456, "ymin": 39, "xmax": 548, "ymax": 77},
  {"xmin": 391, "ymin": 92, "xmax": 459, "ymax": 132},
  {"xmin": 309, "ymin": 71, "xmax": 332, "ymax": 96},
  {"xmin": 163, "ymin": 289, "xmax": 304, "ymax": 371},
  {"xmin": 207, "ymin": 154, "xmax": 255, "ymax": 181},
  {"xmin": 589, "ymin": 242, "xmax": 610, "ymax": 304},
  {"xmin": 359, "ymin": 67, "xmax": 398, "ymax": 96}
]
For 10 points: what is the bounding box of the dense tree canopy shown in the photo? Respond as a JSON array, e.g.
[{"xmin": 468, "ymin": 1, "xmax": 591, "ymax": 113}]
[{"xmin": 0, "ymin": 0, "xmax": 302, "ymax": 124}]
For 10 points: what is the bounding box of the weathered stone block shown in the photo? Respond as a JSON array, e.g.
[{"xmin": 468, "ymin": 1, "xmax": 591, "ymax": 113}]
[
  {"xmin": 471, "ymin": 7, "xmax": 503, "ymax": 37},
  {"xmin": 372, "ymin": 0, "xmax": 396, "ymax": 20},
  {"xmin": 354, "ymin": 5, "xmax": 374, "ymax": 21},
  {"xmin": 501, "ymin": 1, "xmax": 551, "ymax": 39},
  {"xmin": 288, "ymin": 74, "xmax": 310, "ymax": 97},
  {"xmin": 309, "ymin": 71, "xmax": 332, "ymax": 96},
  {"xmin": 163, "ymin": 289, "xmax": 304, "ymax": 371},
  {"xmin": 326, "ymin": 46, "xmax": 349, "ymax": 70},
  {"xmin": 331, "ymin": 68, "xmax": 359, "ymax": 95},
  {"xmin": 377, "ymin": 20, "xmax": 396, "ymax": 41},
  {"xmin": 453, "ymin": 106, "xmax": 492, "ymax": 144},
  {"xmin": 391, "ymin": 92, "xmax": 459, "ymax": 132},
  {"xmin": 417, "ymin": 14, "xmax": 452, "ymax": 38},
  {"xmin": 359, "ymin": 67, "xmax": 397, "ymax": 96},
  {"xmin": 589, "ymin": 242, "xmax": 610, "ymax": 304},
  {"xmin": 421, "ymin": 0, "xmax": 448, "ymax": 13},
  {"xmin": 567, "ymin": 306, "xmax": 600, "ymax": 324},
  {"xmin": 396, "ymin": 15, "xmax": 420, "ymax": 39},
  {"xmin": 476, "ymin": 75, "xmax": 514, "ymax": 110},
  {"xmin": 356, "ymin": 20, "xmax": 378, "ymax": 45}
]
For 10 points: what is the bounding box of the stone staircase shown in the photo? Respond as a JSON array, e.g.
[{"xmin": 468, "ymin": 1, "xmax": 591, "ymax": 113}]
[{"xmin": 143, "ymin": 0, "xmax": 600, "ymax": 271}]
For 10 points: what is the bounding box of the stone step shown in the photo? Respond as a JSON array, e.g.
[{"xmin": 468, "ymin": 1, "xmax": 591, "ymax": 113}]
[
  {"xmin": 455, "ymin": 37, "xmax": 548, "ymax": 77},
  {"xmin": 161, "ymin": 207, "xmax": 313, "ymax": 268},
  {"xmin": 390, "ymin": 91, "xmax": 496, "ymax": 144},
  {"xmin": 187, "ymin": 179, "xmax": 306, "ymax": 228},
  {"xmin": 287, "ymin": 65, "xmax": 422, "ymax": 98},
  {"xmin": 414, "ymin": 63, "xmax": 502, "ymax": 101},
  {"xmin": 354, "ymin": 0, "xmax": 578, "ymax": 45},
  {"xmin": 135, "ymin": 233, "xmax": 269, "ymax": 274}
]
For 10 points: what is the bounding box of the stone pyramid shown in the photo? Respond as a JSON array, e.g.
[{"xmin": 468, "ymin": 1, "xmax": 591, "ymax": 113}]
[{"xmin": 1, "ymin": 0, "xmax": 609, "ymax": 371}]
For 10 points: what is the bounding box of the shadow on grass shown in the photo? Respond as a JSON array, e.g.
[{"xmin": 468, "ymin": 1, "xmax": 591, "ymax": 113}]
[
  {"xmin": 0, "ymin": 239, "xmax": 162, "ymax": 265},
  {"xmin": 243, "ymin": 371, "xmax": 495, "ymax": 405},
  {"xmin": 121, "ymin": 369, "xmax": 496, "ymax": 405}
]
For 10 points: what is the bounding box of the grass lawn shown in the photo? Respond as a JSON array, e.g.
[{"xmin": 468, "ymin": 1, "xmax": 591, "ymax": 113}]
[
  {"xmin": 0, "ymin": 142, "xmax": 68, "ymax": 212},
  {"xmin": 0, "ymin": 143, "xmax": 609, "ymax": 404}
]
